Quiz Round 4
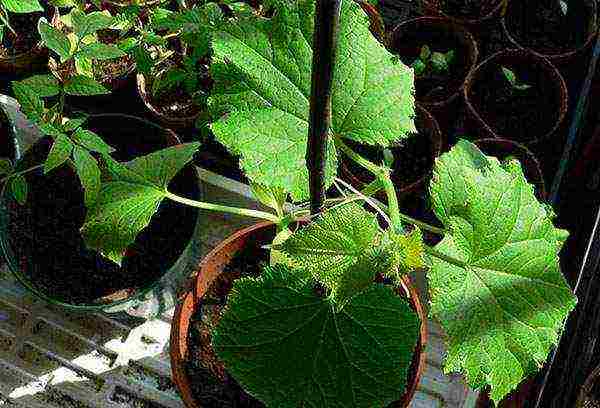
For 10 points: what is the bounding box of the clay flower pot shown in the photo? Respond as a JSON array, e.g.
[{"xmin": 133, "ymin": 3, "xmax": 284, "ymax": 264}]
[
  {"xmin": 475, "ymin": 138, "xmax": 546, "ymax": 199},
  {"xmin": 422, "ymin": 0, "xmax": 508, "ymax": 27},
  {"xmin": 340, "ymin": 104, "xmax": 443, "ymax": 197},
  {"xmin": 0, "ymin": 114, "xmax": 201, "ymax": 313},
  {"xmin": 0, "ymin": 7, "xmax": 59, "ymax": 75},
  {"xmin": 502, "ymin": 0, "xmax": 598, "ymax": 65},
  {"xmin": 464, "ymin": 49, "xmax": 568, "ymax": 145},
  {"xmin": 390, "ymin": 17, "xmax": 479, "ymax": 113},
  {"xmin": 170, "ymin": 222, "xmax": 428, "ymax": 408}
]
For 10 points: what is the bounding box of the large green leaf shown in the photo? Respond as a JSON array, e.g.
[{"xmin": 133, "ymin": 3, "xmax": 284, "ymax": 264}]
[
  {"xmin": 72, "ymin": 9, "xmax": 113, "ymax": 38},
  {"xmin": 280, "ymin": 202, "xmax": 384, "ymax": 308},
  {"xmin": 1, "ymin": 0, "xmax": 42, "ymax": 13},
  {"xmin": 427, "ymin": 140, "xmax": 577, "ymax": 403},
  {"xmin": 12, "ymin": 81, "xmax": 44, "ymax": 122},
  {"xmin": 38, "ymin": 18, "xmax": 72, "ymax": 61},
  {"xmin": 44, "ymin": 134, "xmax": 73, "ymax": 174},
  {"xmin": 72, "ymin": 128, "xmax": 115, "ymax": 154},
  {"xmin": 208, "ymin": 0, "xmax": 415, "ymax": 200},
  {"xmin": 81, "ymin": 142, "xmax": 199, "ymax": 265},
  {"xmin": 64, "ymin": 75, "xmax": 109, "ymax": 96},
  {"xmin": 213, "ymin": 265, "xmax": 421, "ymax": 408},
  {"xmin": 15, "ymin": 75, "xmax": 59, "ymax": 98},
  {"xmin": 78, "ymin": 42, "xmax": 126, "ymax": 60}
]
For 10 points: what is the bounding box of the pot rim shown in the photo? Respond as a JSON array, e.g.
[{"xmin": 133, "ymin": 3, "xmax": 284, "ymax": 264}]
[
  {"xmin": 170, "ymin": 221, "xmax": 428, "ymax": 408},
  {"xmin": 463, "ymin": 48, "xmax": 569, "ymax": 145},
  {"xmin": 423, "ymin": 0, "xmax": 508, "ymax": 25},
  {"xmin": 0, "ymin": 113, "xmax": 197, "ymax": 311},
  {"xmin": 390, "ymin": 16, "xmax": 479, "ymax": 109},
  {"xmin": 501, "ymin": 0, "xmax": 598, "ymax": 62}
]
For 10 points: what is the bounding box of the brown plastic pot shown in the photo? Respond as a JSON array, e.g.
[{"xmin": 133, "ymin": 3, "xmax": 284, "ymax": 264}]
[
  {"xmin": 422, "ymin": 0, "xmax": 508, "ymax": 27},
  {"xmin": 340, "ymin": 104, "xmax": 443, "ymax": 197},
  {"xmin": 390, "ymin": 17, "xmax": 479, "ymax": 112},
  {"xmin": 464, "ymin": 49, "xmax": 568, "ymax": 145},
  {"xmin": 137, "ymin": 73, "xmax": 201, "ymax": 130},
  {"xmin": 0, "ymin": 7, "xmax": 59, "ymax": 75},
  {"xmin": 502, "ymin": 0, "xmax": 598, "ymax": 64},
  {"xmin": 475, "ymin": 138, "xmax": 546, "ymax": 199},
  {"xmin": 170, "ymin": 222, "xmax": 428, "ymax": 408}
]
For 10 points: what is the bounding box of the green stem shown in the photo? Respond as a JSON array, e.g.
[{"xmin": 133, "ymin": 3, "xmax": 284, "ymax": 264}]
[
  {"xmin": 424, "ymin": 246, "xmax": 467, "ymax": 268},
  {"xmin": 360, "ymin": 178, "xmax": 383, "ymax": 197},
  {"xmin": 397, "ymin": 213, "xmax": 445, "ymax": 235},
  {"xmin": 380, "ymin": 171, "xmax": 402, "ymax": 233},
  {"xmin": 164, "ymin": 191, "xmax": 280, "ymax": 224},
  {"xmin": 0, "ymin": 164, "xmax": 44, "ymax": 184}
]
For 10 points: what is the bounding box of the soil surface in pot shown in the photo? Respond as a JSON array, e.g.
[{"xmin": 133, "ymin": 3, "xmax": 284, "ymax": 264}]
[
  {"xmin": 5, "ymin": 137, "xmax": 198, "ymax": 305},
  {"xmin": 0, "ymin": 11, "xmax": 45, "ymax": 58},
  {"xmin": 394, "ymin": 24, "xmax": 471, "ymax": 104},
  {"xmin": 93, "ymin": 30, "xmax": 135, "ymax": 86},
  {"xmin": 343, "ymin": 113, "xmax": 436, "ymax": 190},
  {"xmin": 185, "ymin": 240, "xmax": 267, "ymax": 407},
  {"xmin": 505, "ymin": 0, "xmax": 592, "ymax": 54},
  {"xmin": 439, "ymin": 0, "xmax": 499, "ymax": 19},
  {"xmin": 469, "ymin": 63, "xmax": 559, "ymax": 143}
]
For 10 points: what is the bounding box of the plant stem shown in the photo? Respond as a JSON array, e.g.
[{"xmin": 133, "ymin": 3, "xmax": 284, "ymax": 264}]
[
  {"xmin": 379, "ymin": 171, "xmax": 403, "ymax": 233},
  {"xmin": 307, "ymin": 0, "xmax": 342, "ymax": 215},
  {"xmin": 164, "ymin": 191, "xmax": 280, "ymax": 223},
  {"xmin": 361, "ymin": 179, "xmax": 383, "ymax": 197},
  {"xmin": 0, "ymin": 164, "xmax": 44, "ymax": 184},
  {"xmin": 424, "ymin": 246, "xmax": 467, "ymax": 268},
  {"xmin": 397, "ymin": 213, "xmax": 445, "ymax": 234}
]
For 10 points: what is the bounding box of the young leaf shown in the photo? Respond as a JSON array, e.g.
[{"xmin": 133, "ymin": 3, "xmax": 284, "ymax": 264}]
[
  {"xmin": 72, "ymin": 146, "xmax": 101, "ymax": 207},
  {"xmin": 78, "ymin": 43, "xmax": 126, "ymax": 60},
  {"xmin": 209, "ymin": 0, "xmax": 415, "ymax": 200},
  {"xmin": 9, "ymin": 175, "xmax": 27, "ymax": 205},
  {"xmin": 72, "ymin": 10, "xmax": 113, "ymax": 38},
  {"xmin": 431, "ymin": 51, "xmax": 449, "ymax": 73},
  {"xmin": 428, "ymin": 140, "xmax": 577, "ymax": 403},
  {"xmin": 0, "ymin": 158, "xmax": 12, "ymax": 175},
  {"xmin": 38, "ymin": 18, "xmax": 72, "ymax": 61},
  {"xmin": 280, "ymin": 202, "xmax": 390, "ymax": 308},
  {"xmin": 559, "ymin": 0, "xmax": 568, "ymax": 15},
  {"xmin": 62, "ymin": 116, "xmax": 88, "ymax": 132},
  {"xmin": 411, "ymin": 59, "xmax": 426, "ymax": 76},
  {"xmin": 81, "ymin": 142, "xmax": 200, "ymax": 265},
  {"xmin": 12, "ymin": 81, "xmax": 44, "ymax": 121},
  {"xmin": 44, "ymin": 134, "xmax": 73, "ymax": 174},
  {"xmin": 1, "ymin": 0, "xmax": 43, "ymax": 13},
  {"xmin": 72, "ymin": 129, "xmax": 115, "ymax": 154},
  {"xmin": 213, "ymin": 265, "xmax": 421, "ymax": 408},
  {"xmin": 64, "ymin": 75, "xmax": 109, "ymax": 95},
  {"xmin": 419, "ymin": 45, "xmax": 431, "ymax": 61},
  {"xmin": 17, "ymin": 74, "xmax": 60, "ymax": 97},
  {"xmin": 501, "ymin": 66, "xmax": 517, "ymax": 86}
]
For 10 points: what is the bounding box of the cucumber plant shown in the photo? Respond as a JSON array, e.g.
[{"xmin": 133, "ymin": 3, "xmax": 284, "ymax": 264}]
[
  {"xmin": 79, "ymin": 0, "xmax": 576, "ymax": 406},
  {"xmin": 6, "ymin": 8, "xmax": 125, "ymax": 206},
  {"xmin": 501, "ymin": 65, "xmax": 533, "ymax": 91},
  {"xmin": 411, "ymin": 45, "xmax": 455, "ymax": 77}
]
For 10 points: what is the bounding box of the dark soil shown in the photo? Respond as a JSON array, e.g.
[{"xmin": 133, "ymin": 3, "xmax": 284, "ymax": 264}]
[
  {"xmin": 440, "ymin": 0, "xmax": 499, "ymax": 19},
  {"xmin": 505, "ymin": 0, "xmax": 593, "ymax": 55},
  {"xmin": 343, "ymin": 111, "xmax": 437, "ymax": 191},
  {"xmin": 4, "ymin": 128, "xmax": 199, "ymax": 305},
  {"xmin": 0, "ymin": 11, "xmax": 45, "ymax": 58},
  {"xmin": 470, "ymin": 62, "xmax": 560, "ymax": 143},
  {"xmin": 149, "ymin": 85, "xmax": 200, "ymax": 118},
  {"xmin": 393, "ymin": 22, "xmax": 472, "ymax": 104},
  {"xmin": 0, "ymin": 109, "xmax": 16, "ymax": 161},
  {"xmin": 185, "ymin": 240, "xmax": 268, "ymax": 407}
]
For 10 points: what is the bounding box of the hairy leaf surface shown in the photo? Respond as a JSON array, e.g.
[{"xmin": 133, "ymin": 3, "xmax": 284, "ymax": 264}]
[
  {"xmin": 209, "ymin": 0, "xmax": 415, "ymax": 200},
  {"xmin": 213, "ymin": 265, "xmax": 420, "ymax": 408},
  {"xmin": 428, "ymin": 140, "xmax": 577, "ymax": 403}
]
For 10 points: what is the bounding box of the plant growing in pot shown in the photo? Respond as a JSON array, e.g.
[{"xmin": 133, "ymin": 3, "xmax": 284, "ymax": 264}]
[
  {"xmin": 464, "ymin": 49, "xmax": 568, "ymax": 145},
  {"xmin": 80, "ymin": 0, "xmax": 576, "ymax": 406},
  {"xmin": 0, "ymin": 8, "xmax": 201, "ymax": 312},
  {"xmin": 0, "ymin": 0, "xmax": 57, "ymax": 74},
  {"xmin": 390, "ymin": 16, "xmax": 478, "ymax": 113}
]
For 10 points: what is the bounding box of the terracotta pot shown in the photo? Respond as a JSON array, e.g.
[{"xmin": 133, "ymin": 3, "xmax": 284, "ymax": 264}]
[
  {"xmin": 422, "ymin": 0, "xmax": 508, "ymax": 26},
  {"xmin": 502, "ymin": 0, "xmax": 598, "ymax": 65},
  {"xmin": 390, "ymin": 17, "xmax": 479, "ymax": 113},
  {"xmin": 170, "ymin": 222, "xmax": 428, "ymax": 408},
  {"xmin": 464, "ymin": 49, "xmax": 568, "ymax": 145},
  {"xmin": 475, "ymin": 138, "xmax": 546, "ymax": 199},
  {"xmin": 137, "ymin": 73, "xmax": 200, "ymax": 130},
  {"xmin": 0, "ymin": 7, "xmax": 59, "ymax": 75},
  {"xmin": 340, "ymin": 104, "xmax": 443, "ymax": 197}
]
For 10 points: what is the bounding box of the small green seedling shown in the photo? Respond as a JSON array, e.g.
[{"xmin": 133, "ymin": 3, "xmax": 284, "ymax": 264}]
[
  {"xmin": 0, "ymin": 0, "xmax": 43, "ymax": 44},
  {"xmin": 411, "ymin": 45, "xmax": 455, "ymax": 77},
  {"xmin": 501, "ymin": 66, "xmax": 532, "ymax": 91}
]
